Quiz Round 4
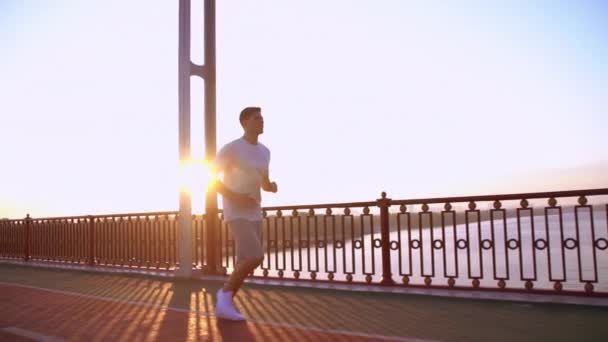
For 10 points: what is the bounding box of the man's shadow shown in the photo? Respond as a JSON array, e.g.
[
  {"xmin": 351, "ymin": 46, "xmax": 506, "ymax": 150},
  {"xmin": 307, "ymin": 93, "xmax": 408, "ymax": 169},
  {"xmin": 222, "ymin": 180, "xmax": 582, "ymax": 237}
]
[{"xmin": 215, "ymin": 318, "xmax": 256, "ymax": 341}]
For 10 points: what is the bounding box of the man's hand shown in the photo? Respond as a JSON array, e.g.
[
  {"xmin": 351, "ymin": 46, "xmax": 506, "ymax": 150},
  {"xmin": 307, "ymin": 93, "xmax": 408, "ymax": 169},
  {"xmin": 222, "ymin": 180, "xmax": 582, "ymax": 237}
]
[
  {"xmin": 262, "ymin": 180, "xmax": 278, "ymax": 193},
  {"xmin": 262, "ymin": 170, "xmax": 278, "ymax": 193},
  {"xmin": 268, "ymin": 181, "xmax": 278, "ymax": 193}
]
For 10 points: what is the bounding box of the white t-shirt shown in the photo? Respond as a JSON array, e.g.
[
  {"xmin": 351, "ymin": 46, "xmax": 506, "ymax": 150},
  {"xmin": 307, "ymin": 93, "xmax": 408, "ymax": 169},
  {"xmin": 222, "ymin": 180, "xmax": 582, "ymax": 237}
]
[{"xmin": 215, "ymin": 137, "xmax": 270, "ymax": 222}]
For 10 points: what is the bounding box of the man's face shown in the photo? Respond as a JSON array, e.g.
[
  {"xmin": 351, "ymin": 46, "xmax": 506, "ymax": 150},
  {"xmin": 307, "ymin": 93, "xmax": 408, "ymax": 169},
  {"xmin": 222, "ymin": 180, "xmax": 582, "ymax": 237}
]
[{"xmin": 243, "ymin": 111, "xmax": 264, "ymax": 135}]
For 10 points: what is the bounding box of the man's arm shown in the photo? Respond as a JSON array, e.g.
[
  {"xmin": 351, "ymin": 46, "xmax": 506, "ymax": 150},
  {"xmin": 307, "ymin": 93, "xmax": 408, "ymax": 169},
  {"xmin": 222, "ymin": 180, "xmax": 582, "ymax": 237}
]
[
  {"xmin": 210, "ymin": 146, "xmax": 257, "ymax": 207},
  {"xmin": 213, "ymin": 180, "xmax": 258, "ymax": 207},
  {"xmin": 261, "ymin": 169, "xmax": 278, "ymax": 193}
]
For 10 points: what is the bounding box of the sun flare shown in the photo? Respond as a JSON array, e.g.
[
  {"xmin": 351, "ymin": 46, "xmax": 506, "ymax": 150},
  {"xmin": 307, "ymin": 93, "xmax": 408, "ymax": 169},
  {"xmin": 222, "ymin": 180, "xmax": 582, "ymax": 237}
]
[{"xmin": 179, "ymin": 159, "xmax": 217, "ymax": 196}]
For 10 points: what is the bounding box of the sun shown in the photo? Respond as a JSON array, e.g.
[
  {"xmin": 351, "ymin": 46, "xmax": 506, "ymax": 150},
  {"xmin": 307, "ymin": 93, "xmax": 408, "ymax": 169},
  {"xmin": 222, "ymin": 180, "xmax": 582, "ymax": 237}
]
[{"xmin": 179, "ymin": 159, "xmax": 217, "ymax": 196}]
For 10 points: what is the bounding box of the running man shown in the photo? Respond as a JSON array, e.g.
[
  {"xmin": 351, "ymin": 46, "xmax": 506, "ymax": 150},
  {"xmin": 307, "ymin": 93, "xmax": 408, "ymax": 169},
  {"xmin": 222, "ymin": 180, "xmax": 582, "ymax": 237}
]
[{"xmin": 213, "ymin": 106, "xmax": 278, "ymax": 321}]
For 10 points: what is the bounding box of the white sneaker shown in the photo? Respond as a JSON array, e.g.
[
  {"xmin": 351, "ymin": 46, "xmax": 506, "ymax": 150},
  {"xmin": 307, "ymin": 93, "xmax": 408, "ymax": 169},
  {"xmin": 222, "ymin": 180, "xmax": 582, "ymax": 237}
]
[{"xmin": 215, "ymin": 289, "xmax": 245, "ymax": 321}]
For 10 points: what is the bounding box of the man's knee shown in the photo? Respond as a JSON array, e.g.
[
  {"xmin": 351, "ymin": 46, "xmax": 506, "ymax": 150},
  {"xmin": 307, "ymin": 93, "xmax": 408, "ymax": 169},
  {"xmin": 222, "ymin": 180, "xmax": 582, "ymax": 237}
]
[
  {"xmin": 239, "ymin": 255, "xmax": 263, "ymax": 269},
  {"xmin": 250, "ymin": 255, "xmax": 264, "ymax": 268}
]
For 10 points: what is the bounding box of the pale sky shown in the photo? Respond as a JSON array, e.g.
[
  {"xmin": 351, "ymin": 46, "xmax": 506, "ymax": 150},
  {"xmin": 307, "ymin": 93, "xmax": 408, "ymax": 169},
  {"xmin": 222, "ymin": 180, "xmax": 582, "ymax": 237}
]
[{"xmin": 1, "ymin": 0, "xmax": 607, "ymax": 218}]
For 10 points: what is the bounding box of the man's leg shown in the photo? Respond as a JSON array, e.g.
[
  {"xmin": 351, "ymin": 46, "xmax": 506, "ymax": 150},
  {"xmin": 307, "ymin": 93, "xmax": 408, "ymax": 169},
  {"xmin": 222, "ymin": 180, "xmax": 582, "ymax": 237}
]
[
  {"xmin": 216, "ymin": 220, "xmax": 263, "ymax": 320},
  {"xmin": 224, "ymin": 220, "xmax": 263, "ymax": 293},
  {"xmin": 223, "ymin": 257, "xmax": 263, "ymax": 293}
]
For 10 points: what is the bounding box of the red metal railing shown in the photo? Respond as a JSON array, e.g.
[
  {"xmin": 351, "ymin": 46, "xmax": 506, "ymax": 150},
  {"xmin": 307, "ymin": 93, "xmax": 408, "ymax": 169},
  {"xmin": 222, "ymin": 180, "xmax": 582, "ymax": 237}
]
[
  {"xmin": 1, "ymin": 212, "xmax": 182, "ymax": 270},
  {"xmin": 1, "ymin": 188, "xmax": 607, "ymax": 296},
  {"xmin": 220, "ymin": 189, "xmax": 608, "ymax": 296},
  {"xmin": 0, "ymin": 218, "xmax": 26, "ymax": 259}
]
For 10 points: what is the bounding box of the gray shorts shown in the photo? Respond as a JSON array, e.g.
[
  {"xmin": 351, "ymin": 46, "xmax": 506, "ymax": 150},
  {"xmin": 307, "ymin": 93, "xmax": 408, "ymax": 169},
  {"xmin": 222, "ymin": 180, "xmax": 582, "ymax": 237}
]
[{"xmin": 228, "ymin": 219, "xmax": 264, "ymax": 263}]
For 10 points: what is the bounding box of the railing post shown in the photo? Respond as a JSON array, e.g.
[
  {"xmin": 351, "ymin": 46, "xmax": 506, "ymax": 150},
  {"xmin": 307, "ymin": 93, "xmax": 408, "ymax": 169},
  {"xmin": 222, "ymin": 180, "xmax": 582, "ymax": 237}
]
[
  {"xmin": 377, "ymin": 192, "xmax": 395, "ymax": 285},
  {"xmin": 203, "ymin": 208, "xmax": 220, "ymax": 274},
  {"xmin": 88, "ymin": 215, "xmax": 95, "ymax": 266},
  {"xmin": 24, "ymin": 214, "xmax": 31, "ymax": 261},
  {"xmin": 202, "ymin": 0, "xmax": 220, "ymax": 275}
]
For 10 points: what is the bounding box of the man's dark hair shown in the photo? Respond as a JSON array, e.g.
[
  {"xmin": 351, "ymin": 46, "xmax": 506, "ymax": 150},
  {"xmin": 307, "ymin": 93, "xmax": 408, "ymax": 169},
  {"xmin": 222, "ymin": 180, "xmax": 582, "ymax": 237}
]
[{"xmin": 239, "ymin": 106, "xmax": 261, "ymax": 124}]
